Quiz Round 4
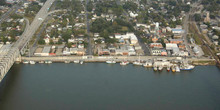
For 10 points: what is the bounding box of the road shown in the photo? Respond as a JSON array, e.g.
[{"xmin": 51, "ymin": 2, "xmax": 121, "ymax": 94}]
[
  {"xmin": 29, "ymin": 1, "xmax": 58, "ymax": 56},
  {"xmin": 85, "ymin": 0, "xmax": 93, "ymax": 55},
  {"xmin": 0, "ymin": 4, "xmax": 20, "ymax": 24},
  {"xmin": 13, "ymin": 0, "xmax": 55, "ymax": 53},
  {"xmin": 182, "ymin": 2, "xmax": 200, "ymax": 56}
]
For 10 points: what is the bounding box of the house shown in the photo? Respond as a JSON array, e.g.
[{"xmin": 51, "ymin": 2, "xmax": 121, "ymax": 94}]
[
  {"xmin": 169, "ymin": 39, "xmax": 183, "ymax": 44},
  {"xmin": 172, "ymin": 29, "xmax": 184, "ymax": 34},
  {"xmin": 41, "ymin": 46, "xmax": 51, "ymax": 56},
  {"xmin": 161, "ymin": 50, "xmax": 167, "ymax": 56},
  {"xmin": 115, "ymin": 33, "xmax": 122, "ymax": 39},
  {"xmin": 149, "ymin": 43, "xmax": 163, "ymax": 48},
  {"xmin": 98, "ymin": 48, "xmax": 110, "ymax": 55},
  {"xmin": 202, "ymin": 29, "xmax": 208, "ymax": 34},
  {"xmin": 166, "ymin": 43, "xmax": 180, "ymax": 56},
  {"xmin": 178, "ymin": 44, "xmax": 186, "ymax": 50},
  {"xmin": 152, "ymin": 36, "xmax": 158, "ymax": 43},
  {"xmin": 173, "ymin": 33, "xmax": 182, "ymax": 39},
  {"xmin": 76, "ymin": 48, "xmax": 85, "ymax": 56},
  {"xmin": 44, "ymin": 37, "xmax": 50, "ymax": 44},
  {"xmin": 212, "ymin": 35, "xmax": 219, "ymax": 40},
  {"xmin": 151, "ymin": 48, "xmax": 162, "ymax": 56},
  {"xmin": 115, "ymin": 49, "xmax": 129, "ymax": 56}
]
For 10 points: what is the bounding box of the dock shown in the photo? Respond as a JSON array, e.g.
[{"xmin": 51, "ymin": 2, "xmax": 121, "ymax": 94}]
[{"xmin": 20, "ymin": 56, "xmax": 215, "ymax": 65}]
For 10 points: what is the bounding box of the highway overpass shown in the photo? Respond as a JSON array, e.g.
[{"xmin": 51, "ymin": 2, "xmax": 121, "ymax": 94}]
[{"xmin": 0, "ymin": 0, "xmax": 55, "ymax": 83}]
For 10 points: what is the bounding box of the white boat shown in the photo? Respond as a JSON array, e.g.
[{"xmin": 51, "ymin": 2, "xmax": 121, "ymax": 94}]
[
  {"xmin": 143, "ymin": 61, "xmax": 153, "ymax": 67},
  {"xmin": 167, "ymin": 66, "xmax": 170, "ymax": 72},
  {"xmin": 64, "ymin": 61, "xmax": 70, "ymax": 63},
  {"xmin": 30, "ymin": 61, "xmax": 36, "ymax": 64},
  {"xmin": 120, "ymin": 61, "xmax": 129, "ymax": 66},
  {"xmin": 180, "ymin": 63, "xmax": 195, "ymax": 70},
  {"xmin": 39, "ymin": 61, "xmax": 44, "ymax": 63},
  {"xmin": 106, "ymin": 60, "xmax": 116, "ymax": 64},
  {"xmin": 158, "ymin": 66, "xmax": 163, "ymax": 71},
  {"xmin": 133, "ymin": 61, "xmax": 142, "ymax": 66},
  {"xmin": 153, "ymin": 65, "xmax": 157, "ymax": 71},
  {"xmin": 23, "ymin": 60, "xmax": 29, "ymax": 64},
  {"xmin": 133, "ymin": 55, "xmax": 143, "ymax": 66},
  {"xmin": 176, "ymin": 66, "xmax": 180, "ymax": 72},
  {"xmin": 80, "ymin": 60, "xmax": 84, "ymax": 64},
  {"xmin": 74, "ymin": 60, "xmax": 80, "ymax": 63},
  {"xmin": 45, "ymin": 60, "xmax": 52, "ymax": 64}
]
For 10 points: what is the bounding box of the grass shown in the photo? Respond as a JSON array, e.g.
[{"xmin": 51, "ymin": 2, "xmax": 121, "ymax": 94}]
[{"xmin": 192, "ymin": 60, "xmax": 216, "ymax": 65}]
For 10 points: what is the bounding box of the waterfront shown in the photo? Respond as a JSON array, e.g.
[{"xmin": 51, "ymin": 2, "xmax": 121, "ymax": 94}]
[{"xmin": 0, "ymin": 63, "xmax": 220, "ymax": 110}]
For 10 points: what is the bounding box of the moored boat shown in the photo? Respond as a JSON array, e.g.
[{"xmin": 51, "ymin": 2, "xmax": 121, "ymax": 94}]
[
  {"xmin": 153, "ymin": 65, "xmax": 157, "ymax": 71},
  {"xmin": 143, "ymin": 61, "xmax": 153, "ymax": 67},
  {"xmin": 106, "ymin": 60, "xmax": 116, "ymax": 64},
  {"xmin": 39, "ymin": 61, "xmax": 44, "ymax": 63},
  {"xmin": 120, "ymin": 61, "xmax": 129, "ymax": 66},
  {"xmin": 158, "ymin": 66, "xmax": 163, "ymax": 71},
  {"xmin": 176, "ymin": 66, "xmax": 180, "ymax": 72},
  {"xmin": 23, "ymin": 60, "xmax": 29, "ymax": 64},
  {"xmin": 30, "ymin": 61, "xmax": 36, "ymax": 64},
  {"xmin": 180, "ymin": 64, "xmax": 195, "ymax": 70},
  {"xmin": 171, "ymin": 66, "xmax": 176, "ymax": 72},
  {"xmin": 64, "ymin": 60, "xmax": 70, "ymax": 63},
  {"xmin": 167, "ymin": 66, "xmax": 170, "ymax": 72},
  {"xmin": 80, "ymin": 60, "xmax": 84, "ymax": 64},
  {"xmin": 133, "ymin": 61, "xmax": 142, "ymax": 66},
  {"xmin": 74, "ymin": 60, "xmax": 80, "ymax": 63},
  {"xmin": 45, "ymin": 60, "xmax": 52, "ymax": 64}
]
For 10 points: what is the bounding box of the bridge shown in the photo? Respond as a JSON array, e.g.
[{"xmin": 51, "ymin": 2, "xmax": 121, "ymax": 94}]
[{"xmin": 0, "ymin": 0, "xmax": 55, "ymax": 82}]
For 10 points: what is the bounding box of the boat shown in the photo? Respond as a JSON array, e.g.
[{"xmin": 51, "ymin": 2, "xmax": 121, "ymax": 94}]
[
  {"xmin": 30, "ymin": 61, "xmax": 36, "ymax": 64},
  {"xmin": 39, "ymin": 61, "xmax": 44, "ymax": 63},
  {"xmin": 120, "ymin": 61, "xmax": 129, "ymax": 66},
  {"xmin": 171, "ymin": 66, "xmax": 176, "ymax": 72},
  {"xmin": 133, "ymin": 61, "xmax": 142, "ymax": 66},
  {"xmin": 153, "ymin": 65, "xmax": 157, "ymax": 71},
  {"xmin": 176, "ymin": 66, "xmax": 180, "ymax": 72},
  {"xmin": 180, "ymin": 65, "xmax": 195, "ymax": 70},
  {"xmin": 45, "ymin": 60, "xmax": 52, "ymax": 64},
  {"xmin": 106, "ymin": 60, "xmax": 116, "ymax": 64},
  {"xmin": 80, "ymin": 60, "xmax": 84, "ymax": 64},
  {"xmin": 133, "ymin": 55, "xmax": 142, "ymax": 66},
  {"xmin": 158, "ymin": 66, "xmax": 163, "ymax": 71},
  {"xmin": 23, "ymin": 60, "xmax": 29, "ymax": 64},
  {"xmin": 167, "ymin": 66, "xmax": 170, "ymax": 72},
  {"xmin": 143, "ymin": 60, "xmax": 153, "ymax": 67},
  {"xmin": 180, "ymin": 63, "xmax": 195, "ymax": 70},
  {"xmin": 64, "ymin": 61, "xmax": 70, "ymax": 63},
  {"xmin": 74, "ymin": 60, "xmax": 80, "ymax": 63}
]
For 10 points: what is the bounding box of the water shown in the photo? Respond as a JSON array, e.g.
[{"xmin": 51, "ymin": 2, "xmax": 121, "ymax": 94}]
[{"xmin": 0, "ymin": 63, "xmax": 220, "ymax": 110}]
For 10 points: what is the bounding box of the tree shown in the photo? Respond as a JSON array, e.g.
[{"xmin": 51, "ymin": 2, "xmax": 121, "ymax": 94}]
[
  {"xmin": 123, "ymin": 1, "xmax": 138, "ymax": 11},
  {"xmin": 87, "ymin": 1, "xmax": 93, "ymax": 12},
  {"xmin": 38, "ymin": 38, "xmax": 45, "ymax": 45},
  {"xmin": 0, "ymin": 0, "xmax": 6, "ymax": 6}
]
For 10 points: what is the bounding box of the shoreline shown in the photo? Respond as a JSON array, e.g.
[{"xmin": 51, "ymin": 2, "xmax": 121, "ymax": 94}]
[{"xmin": 20, "ymin": 56, "xmax": 216, "ymax": 66}]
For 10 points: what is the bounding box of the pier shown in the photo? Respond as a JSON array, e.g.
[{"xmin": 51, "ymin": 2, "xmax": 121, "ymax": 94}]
[{"xmin": 21, "ymin": 56, "xmax": 215, "ymax": 64}]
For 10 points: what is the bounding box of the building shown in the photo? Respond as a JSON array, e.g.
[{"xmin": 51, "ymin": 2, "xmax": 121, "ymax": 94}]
[
  {"xmin": 204, "ymin": 12, "xmax": 210, "ymax": 23},
  {"xmin": 166, "ymin": 43, "xmax": 180, "ymax": 56},
  {"xmin": 149, "ymin": 43, "xmax": 163, "ymax": 48},
  {"xmin": 151, "ymin": 48, "xmax": 162, "ymax": 56},
  {"xmin": 130, "ymin": 34, "xmax": 138, "ymax": 44},
  {"xmin": 41, "ymin": 46, "xmax": 51, "ymax": 56},
  {"xmin": 169, "ymin": 39, "xmax": 183, "ymax": 44},
  {"xmin": 172, "ymin": 29, "xmax": 184, "ymax": 34},
  {"xmin": 173, "ymin": 33, "xmax": 182, "ymax": 39}
]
